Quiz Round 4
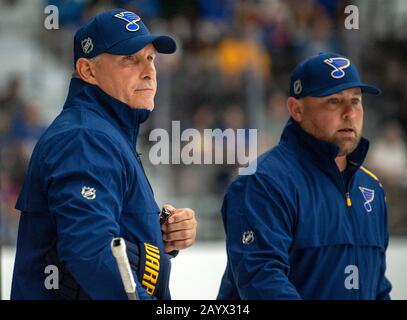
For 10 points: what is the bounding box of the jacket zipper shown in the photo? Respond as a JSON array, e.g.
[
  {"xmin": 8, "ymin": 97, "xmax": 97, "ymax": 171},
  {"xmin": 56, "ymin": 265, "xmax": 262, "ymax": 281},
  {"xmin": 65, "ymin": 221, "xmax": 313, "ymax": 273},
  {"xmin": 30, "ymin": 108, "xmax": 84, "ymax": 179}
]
[
  {"xmin": 136, "ymin": 151, "xmax": 155, "ymax": 196},
  {"xmin": 343, "ymin": 176, "xmax": 361, "ymax": 299},
  {"xmin": 131, "ymin": 127, "xmax": 155, "ymax": 196}
]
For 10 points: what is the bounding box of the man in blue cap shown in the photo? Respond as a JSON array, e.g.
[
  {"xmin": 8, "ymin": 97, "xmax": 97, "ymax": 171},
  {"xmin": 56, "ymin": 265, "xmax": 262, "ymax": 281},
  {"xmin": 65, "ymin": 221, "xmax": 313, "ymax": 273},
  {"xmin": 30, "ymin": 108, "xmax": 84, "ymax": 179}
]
[
  {"xmin": 11, "ymin": 9, "xmax": 197, "ymax": 300},
  {"xmin": 217, "ymin": 53, "xmax": 392, "ymax": 299}
]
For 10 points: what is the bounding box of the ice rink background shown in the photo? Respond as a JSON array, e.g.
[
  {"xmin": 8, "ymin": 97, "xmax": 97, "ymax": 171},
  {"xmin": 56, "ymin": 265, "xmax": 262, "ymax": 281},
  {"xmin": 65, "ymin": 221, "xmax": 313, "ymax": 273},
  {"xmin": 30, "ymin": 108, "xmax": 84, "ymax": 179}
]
[{"xmin": 2, "ymin": 239, "xmax": 407, "ymax": 300}]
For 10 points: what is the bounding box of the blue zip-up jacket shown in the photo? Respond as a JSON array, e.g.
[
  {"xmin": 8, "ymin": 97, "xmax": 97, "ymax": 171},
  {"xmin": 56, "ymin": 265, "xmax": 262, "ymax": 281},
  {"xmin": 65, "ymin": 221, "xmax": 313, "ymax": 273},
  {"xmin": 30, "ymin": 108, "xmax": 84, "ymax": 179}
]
[
  {"xmin": 11, "ymin": 78, "xmax": 166, "ymax": 300},
  {"xmin": 217, "ymin": 118, "xmax": 392, "ymax": 300}
]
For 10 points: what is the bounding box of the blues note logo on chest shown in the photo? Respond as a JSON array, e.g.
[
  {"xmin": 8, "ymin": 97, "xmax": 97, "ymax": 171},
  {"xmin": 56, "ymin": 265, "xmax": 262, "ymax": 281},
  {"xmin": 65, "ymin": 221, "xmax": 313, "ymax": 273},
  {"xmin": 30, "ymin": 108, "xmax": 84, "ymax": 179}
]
[{"xmin": 359, "ymin": 187, "xmax": 375, "ymax": 213}]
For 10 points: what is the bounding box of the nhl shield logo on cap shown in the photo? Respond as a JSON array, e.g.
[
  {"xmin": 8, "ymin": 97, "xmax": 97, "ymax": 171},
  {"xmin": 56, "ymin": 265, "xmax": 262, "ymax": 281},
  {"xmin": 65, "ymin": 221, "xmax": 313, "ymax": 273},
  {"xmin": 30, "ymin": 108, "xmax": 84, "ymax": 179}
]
[
  {"xmin": 293, "ymin": 79, "xmax": 302, "ymax": 95},
  {"xmin": 81, "ymin": 37, "xmax": 93, "ymax": 54}
]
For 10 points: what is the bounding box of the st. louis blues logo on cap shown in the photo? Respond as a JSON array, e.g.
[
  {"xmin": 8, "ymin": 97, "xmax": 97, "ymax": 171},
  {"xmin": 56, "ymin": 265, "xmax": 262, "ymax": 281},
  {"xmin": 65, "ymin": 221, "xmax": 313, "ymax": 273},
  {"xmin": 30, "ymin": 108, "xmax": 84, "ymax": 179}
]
[
  {"xmin": 114, "ymin": 11, "xmax": 141, "ymax": 32},
  {"xmin": 323, "ymin": 57, "xmax": 351, "ymax": 79},
  {"xmin": 359, "ymin": 187, "xmax": 375, "ymax": 213}
]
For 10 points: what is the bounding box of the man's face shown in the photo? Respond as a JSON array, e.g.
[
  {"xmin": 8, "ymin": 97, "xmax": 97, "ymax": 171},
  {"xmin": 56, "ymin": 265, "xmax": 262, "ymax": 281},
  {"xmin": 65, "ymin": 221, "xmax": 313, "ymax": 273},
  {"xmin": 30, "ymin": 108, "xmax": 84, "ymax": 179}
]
[
  {"xmin": 91, "ymin": 43, "xmax": 157, "ymax": 110},
  {"xmin": 298, "ymin": 88, "xmax": 364, "ymax": 156}
]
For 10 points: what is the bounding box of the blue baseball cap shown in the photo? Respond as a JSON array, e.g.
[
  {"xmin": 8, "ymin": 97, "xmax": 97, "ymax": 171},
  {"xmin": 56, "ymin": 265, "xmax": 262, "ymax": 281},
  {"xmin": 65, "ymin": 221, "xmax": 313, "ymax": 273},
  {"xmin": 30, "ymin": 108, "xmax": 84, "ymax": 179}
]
[
  {"xmin": 73, "ymin": 9, "xmax": 176, "ymax": 65},
  {"xmin": 289, "ymin": 53, "xmax": 381, "ymax": 99}
]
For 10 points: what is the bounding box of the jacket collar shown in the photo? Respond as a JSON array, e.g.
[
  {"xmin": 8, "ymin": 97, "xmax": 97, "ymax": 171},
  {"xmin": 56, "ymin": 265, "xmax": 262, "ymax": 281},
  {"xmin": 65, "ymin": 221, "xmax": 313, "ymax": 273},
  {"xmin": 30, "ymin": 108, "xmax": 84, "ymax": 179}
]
[
  {"xmin": 63, "ymin": 77, "xmax": 151, "ymax": 147},
  {"xmin": 280, "ymin": 117, "xmax": 370, "ymax": 176}
]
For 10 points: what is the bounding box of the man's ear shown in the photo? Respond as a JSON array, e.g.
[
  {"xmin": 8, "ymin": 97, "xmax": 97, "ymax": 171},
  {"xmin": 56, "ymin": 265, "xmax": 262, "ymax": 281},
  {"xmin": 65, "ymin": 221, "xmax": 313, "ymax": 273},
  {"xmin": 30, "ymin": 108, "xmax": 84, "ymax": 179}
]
[
  {"xmin": 287, "ymin": 97, "xmax": 304, "ymax": 122},
  {"xmin": 75, "ymin": 58, "xmax": 98, "ymax": 85}
]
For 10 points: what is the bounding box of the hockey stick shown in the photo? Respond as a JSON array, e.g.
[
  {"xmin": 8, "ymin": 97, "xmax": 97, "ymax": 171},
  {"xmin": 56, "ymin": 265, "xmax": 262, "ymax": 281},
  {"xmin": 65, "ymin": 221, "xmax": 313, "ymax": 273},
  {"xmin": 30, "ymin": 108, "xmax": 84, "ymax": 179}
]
[{"xmin": 111, "ymin": 237, "xmax": 139, "ymax": 300}]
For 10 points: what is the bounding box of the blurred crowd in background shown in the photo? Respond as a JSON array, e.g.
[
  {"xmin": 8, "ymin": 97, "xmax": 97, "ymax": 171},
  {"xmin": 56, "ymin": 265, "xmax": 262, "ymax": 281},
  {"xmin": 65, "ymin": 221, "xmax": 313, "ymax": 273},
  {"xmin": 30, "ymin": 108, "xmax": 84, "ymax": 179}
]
[{"xmin": 1, "ymin": 0, "xmax": 407, "ymax": 245}]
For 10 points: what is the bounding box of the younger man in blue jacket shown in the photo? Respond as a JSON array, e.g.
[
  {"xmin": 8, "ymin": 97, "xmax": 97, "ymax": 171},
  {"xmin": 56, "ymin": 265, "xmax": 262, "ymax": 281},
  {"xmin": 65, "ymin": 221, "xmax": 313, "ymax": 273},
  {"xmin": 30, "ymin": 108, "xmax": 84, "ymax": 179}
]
[
  {"xmin": 218, "ymin": 53, "xmax": 392, "ymax": 299},
  {"xmin": 11, "ymin": 9, "xmax": 197, "ymax": 300}
]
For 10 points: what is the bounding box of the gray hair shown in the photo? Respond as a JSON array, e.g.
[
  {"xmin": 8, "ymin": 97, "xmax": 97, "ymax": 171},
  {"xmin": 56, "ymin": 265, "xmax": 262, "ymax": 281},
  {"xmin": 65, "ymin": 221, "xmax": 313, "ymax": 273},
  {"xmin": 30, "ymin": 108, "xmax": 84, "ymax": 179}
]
[{"xmin": 72, "ymin": 55, "xmax": 100, "ymax": 78}]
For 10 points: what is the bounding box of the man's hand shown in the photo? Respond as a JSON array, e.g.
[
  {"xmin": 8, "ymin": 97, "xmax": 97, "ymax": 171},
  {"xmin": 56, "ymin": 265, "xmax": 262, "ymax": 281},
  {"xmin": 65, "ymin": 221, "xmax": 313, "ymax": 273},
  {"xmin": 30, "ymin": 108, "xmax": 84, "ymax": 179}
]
[{"xmin": 161, "ymin": 204, "xmax": 197, "ymax": 253}]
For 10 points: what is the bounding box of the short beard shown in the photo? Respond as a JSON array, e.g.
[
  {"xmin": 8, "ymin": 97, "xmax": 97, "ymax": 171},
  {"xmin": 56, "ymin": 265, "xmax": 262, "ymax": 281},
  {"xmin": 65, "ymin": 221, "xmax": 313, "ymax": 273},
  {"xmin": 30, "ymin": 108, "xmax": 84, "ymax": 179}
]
[
  {"xmin": 331, "ymin": 135, "xmax": 361, "ymax": 156},
  {"xmin": 300, "ymin": 120, "xmax": 362, "ymax": 157}
]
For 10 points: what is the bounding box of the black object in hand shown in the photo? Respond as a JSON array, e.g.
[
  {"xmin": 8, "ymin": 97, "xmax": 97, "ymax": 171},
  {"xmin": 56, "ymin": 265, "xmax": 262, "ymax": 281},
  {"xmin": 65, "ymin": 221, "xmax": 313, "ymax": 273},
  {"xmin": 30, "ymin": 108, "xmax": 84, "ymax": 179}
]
[{"xmin": 160, "ymin": 207, "xmax": 172, "ymax": 224}]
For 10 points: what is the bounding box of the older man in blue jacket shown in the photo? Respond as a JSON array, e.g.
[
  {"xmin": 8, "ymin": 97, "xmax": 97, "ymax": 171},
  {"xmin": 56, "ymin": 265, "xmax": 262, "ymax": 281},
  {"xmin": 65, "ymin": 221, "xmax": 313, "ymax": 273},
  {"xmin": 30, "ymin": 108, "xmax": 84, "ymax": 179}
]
[
  {"xmin": 218, "ymin": 53, "xmax": 392, "ymax": 300},
  {"xmin": 11, "ymin": 9, "xmax": 197, "ymax": 300}
]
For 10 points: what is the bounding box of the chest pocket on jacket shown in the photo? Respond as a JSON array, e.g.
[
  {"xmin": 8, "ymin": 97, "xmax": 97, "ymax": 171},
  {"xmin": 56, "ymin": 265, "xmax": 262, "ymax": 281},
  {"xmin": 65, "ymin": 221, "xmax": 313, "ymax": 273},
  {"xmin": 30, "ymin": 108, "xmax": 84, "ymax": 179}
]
[
  {"xmin": 291, "ymin": 197, "xmax": 384, "ymax": 252},
  {"xmin": 291, "ymin": 191, "xmax": 356, "ymax": 251},
  {"xmin": 349, "ymin": 187, "xmax": 386, "ymax": 252}
]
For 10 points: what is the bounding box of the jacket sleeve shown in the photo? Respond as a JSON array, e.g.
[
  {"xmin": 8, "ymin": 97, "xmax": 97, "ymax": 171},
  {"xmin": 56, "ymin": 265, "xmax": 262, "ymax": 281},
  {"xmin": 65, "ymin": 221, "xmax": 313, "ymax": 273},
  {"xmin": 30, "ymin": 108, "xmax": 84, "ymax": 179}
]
[
  {"xmin": 42, "ymin": 129, "xmax": 154, "ymax": 300},
  {"xmin": 223, "ymin": 172, "xmax": 302, "ymax": 299},
  {"xmin": 376, "ymin": 191, "xmax": 392, "ymax": 300}
]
